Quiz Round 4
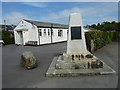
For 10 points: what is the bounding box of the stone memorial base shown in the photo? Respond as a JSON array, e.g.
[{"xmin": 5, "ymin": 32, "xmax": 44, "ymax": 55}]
[{"xmin": 46, "ymin": 52, "xmax": 116, "ymax": 77}]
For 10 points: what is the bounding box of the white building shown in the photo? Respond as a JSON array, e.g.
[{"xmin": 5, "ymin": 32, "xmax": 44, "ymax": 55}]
[
  {"xmin": 14, "ymin": 19, "xmax": 68, "ymax": 45},
  {"xmin": 14, "ymin": 19, "xmax": 91, "ymax": 46}
]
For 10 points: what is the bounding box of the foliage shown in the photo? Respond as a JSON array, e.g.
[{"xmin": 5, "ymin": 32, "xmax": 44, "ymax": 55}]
[
  {"xmin": 2, "ymin": 30, "xmax": 14, "ymax": 44},
  {"xmin": 85, "ymin": 30, "xmax": 116, "ymax": 51},
  {"xmin": 87, "ymin": 21, "xmax": 119, "ymax": 31}
]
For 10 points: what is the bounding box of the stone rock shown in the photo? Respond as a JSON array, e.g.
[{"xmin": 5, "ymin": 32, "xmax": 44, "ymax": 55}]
[
  {"xmin": 85, "ymin": 54, "xmax": 93, "ymax": 58},
  {"xmin": 81, "ymin": 54, "xmax": 84, "ymax": 59},
  {"xmin": 20, "ymin": 52, "xmax": 38, "ymax": 69},
  {"xmin": 91, "ymin": 60, "xmax": 103, "ymax": 69},
  {"xmin": 96, "ymin": 60, "xmax": 103, "ymax": 68},
  {"xmin": 91, "ymin": 61, "xmax": 96, "ymax": 69}
]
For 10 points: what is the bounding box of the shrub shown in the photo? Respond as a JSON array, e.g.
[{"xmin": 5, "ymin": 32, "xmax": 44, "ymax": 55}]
[
  {"xmin": 85, "ymin": 30, "xmax": 116, "ymax": 51},
  {"xmin": 2, "ymin": 30, "xmax": 14, "ymax": 45}
]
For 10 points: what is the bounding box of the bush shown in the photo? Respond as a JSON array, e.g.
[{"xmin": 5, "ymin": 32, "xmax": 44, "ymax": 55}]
[
  {"xmin": 2, "ymin": 30, "xmax": 14, "ymax": 45},
  {"xmin": 85, "ymin": 30, "xmax": 116, "ymax": 51}
]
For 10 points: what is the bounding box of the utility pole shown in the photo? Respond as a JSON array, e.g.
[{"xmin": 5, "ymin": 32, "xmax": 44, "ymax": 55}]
[{"xmin": 4, "ymin": 20, "xmax": 6, "ymax": 31}]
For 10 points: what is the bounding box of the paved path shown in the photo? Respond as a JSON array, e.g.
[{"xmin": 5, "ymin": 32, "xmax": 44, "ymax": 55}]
[{"xmin": 2, "ymin": 41, "xmax": 118, "ymax": 88}]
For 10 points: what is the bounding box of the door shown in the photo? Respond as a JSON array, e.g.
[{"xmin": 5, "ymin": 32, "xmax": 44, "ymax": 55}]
[{"xmin": 18, "ymin": 31, "xmax": 23, "ymax": 44}]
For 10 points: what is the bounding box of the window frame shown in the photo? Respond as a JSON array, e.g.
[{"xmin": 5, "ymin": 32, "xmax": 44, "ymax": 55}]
[
  {"xmin": 48, "ymin": 29, "xmax": 50, "ymax": 36},
  {"xmin": 39, "ymin": 29, "xmax": 42, "ymax": 36},
  {"xmin": 58, "ymin": 30, "xmax": 63, "ymax": 37},
  {"xmin": 44, "ymin": 29, "xmax": 46, "ymax": 36}
]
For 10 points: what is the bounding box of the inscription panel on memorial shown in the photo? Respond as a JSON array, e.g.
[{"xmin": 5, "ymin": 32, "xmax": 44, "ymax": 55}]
[{"xmin": 71, "ymin": 26, "xmax": 82, "ymax": 40}]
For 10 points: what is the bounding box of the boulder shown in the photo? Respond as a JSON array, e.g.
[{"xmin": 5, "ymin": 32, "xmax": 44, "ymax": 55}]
[{"xmin": 20, "ymin": 52, "xmax": 38, "ymax": 69}]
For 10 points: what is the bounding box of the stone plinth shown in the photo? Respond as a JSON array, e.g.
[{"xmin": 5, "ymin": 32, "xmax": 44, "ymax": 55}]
[{"xmin": 46, "ymin": 54, "xmax": 115, "ymax": 77}]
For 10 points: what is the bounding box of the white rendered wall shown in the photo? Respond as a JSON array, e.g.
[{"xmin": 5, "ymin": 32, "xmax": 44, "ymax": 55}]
[
  {"xmin": 28, "ymin": 25, "xmax": 39, "ymax": 45},
  {"xmin": 39, "ymin": 27, "xmax": 51, "ymax": 45},
  {"xmin": 14, "ymin": 20, "xmax": 39, "ymax": 45},
  {"xmin": 39, "ymin": 28, "xmax": 67, "ymax": 45},
  {"xmin": 14, "ymin": 20, "xmax": 26, "ymax": 45},
  {"xmin": 14, "ymin": 31, "xmax": 23, "ymax": 44},
  {"xmin": 52, "ymin": 28, "xmax": 68, "ymax": 43},
  {"xmin": 14, "ymin": 30, "xmax": 19, "ymax": 44},
  {"xmin": 23, "ymin": 20, "xmax": 39, "ymax": 45}
]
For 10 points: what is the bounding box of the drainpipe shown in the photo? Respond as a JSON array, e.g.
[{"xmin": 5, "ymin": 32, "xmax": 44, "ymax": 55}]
[
  {"xmin": 22, "ymin": 31, "xmax": 25, "ymax": 45},
  {"xmin": 50, "ymin": 24, "xmax": 53, "ymax": 43},
  {"xmin": 38, "ymin": 29, "xmax": 40, "ymax": 45}
]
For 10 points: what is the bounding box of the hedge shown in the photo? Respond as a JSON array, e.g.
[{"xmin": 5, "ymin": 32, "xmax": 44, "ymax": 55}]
[
  {"xmin": 85, "ymin": 30, "xmax": 116, "ymax": 51},
  {"xmin": 2, "ymin": 30, "xmax": 14, "ymax": 45}
]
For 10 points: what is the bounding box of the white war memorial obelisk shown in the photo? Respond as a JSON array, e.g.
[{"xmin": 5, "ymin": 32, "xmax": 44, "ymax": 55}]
[
  {"xmin": 67, "ymin": 13, "xmax": 88, "ymax": 55},
  {"xmin": 46, "ymin": 13, "xmax": 116, "ymax": 77}
]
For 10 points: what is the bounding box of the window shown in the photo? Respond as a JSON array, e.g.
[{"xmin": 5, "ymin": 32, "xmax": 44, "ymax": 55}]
[
  {"xmin": 39, "ymin": 29, "xmax": 42, "ymax": 36},
  {"xmin": 58, "ymin": 30, "xmax": 63, "ymax": 37},
  {"xmin": 44, "ymin": 29, "xmax": 46, "ymax": 36},
  {"xmin": 48, "ymin": 29, "xmax": 50, "ymax": 36}
]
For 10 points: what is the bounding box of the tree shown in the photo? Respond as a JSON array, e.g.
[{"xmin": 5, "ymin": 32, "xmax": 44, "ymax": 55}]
[{"xmin": 89, "ymin": 21, "xmax": 119, "ymax": 31}]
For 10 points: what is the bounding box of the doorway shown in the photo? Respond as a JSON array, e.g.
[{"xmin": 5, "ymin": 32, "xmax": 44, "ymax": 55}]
[{"xmin": 17, "ymin": 31, "xmax": 23, "ymax": 44}]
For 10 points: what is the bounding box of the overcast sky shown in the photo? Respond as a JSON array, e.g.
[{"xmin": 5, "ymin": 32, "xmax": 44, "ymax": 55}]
[{"xmin": 1, "ymin": 2, "xmax": 118, "ymax": 25}]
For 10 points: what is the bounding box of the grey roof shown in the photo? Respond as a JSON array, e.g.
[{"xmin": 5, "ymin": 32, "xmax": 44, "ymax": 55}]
[{"xmin": 24, "ymin": 19, "xmax": 68, "ymax": 29}]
